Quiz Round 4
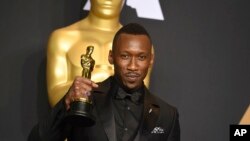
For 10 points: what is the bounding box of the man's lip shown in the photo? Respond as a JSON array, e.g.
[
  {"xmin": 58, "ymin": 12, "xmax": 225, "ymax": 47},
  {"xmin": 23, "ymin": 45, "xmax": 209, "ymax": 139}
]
[
  {"xmin": 125, "ymin": 73, "xmax": 140, "ymax": 81},
  {"xmin": 125, "ymin": 72, "xmax": 140, "ymax": 77},
  {"xmin": 126, "ymin": 76, "xmax": 137, "ymax": 82}
]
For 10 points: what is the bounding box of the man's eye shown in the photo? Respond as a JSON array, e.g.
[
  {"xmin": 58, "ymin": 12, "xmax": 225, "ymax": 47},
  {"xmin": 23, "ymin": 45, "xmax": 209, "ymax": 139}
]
[
  {"xmin": 121, "ymin": 54, "xmax": 129, "ymax": 59},
  {"xmin": 138, "ymin": 55, "xmax": 146, "ymax": 60}
]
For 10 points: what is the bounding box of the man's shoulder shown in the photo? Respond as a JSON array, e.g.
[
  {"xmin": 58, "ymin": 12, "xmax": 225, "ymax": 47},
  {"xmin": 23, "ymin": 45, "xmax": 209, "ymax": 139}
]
[{"xmin": 146, "ymin": 91, "xmax": 178, "ymax": 115}]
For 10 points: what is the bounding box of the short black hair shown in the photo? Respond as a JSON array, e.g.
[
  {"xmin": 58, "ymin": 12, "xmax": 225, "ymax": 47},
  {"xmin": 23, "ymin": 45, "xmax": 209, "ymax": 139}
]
[{"xmin": 112, "ymin": 23, "xmax": 152, "ymax": 50}]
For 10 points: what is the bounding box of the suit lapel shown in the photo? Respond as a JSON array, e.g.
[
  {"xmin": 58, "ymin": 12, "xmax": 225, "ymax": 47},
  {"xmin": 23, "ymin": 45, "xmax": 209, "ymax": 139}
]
[
  {"xmin": 93, "ymin": 78, "xmax": 161, "ymax": 141},
  {"xmin": 93, "ymin": 77, "xmax": 116, "ymax": 141},
  {"xmin": 135, "ymin": 89, "xmax": 161, "ymax": 140}
]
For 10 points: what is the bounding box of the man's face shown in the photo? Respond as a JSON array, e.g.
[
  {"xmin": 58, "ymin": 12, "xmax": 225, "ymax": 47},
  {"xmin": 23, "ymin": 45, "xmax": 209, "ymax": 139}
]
[{"xmin": 109, "ymin": 33, "xmax": 154, "ymax": 90}]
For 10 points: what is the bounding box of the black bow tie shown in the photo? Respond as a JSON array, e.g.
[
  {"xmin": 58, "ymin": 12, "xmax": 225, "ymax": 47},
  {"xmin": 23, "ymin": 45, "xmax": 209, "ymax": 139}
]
[{"xmin": 116, "ymin": 88, "xmax": 143, "ymax": 104}]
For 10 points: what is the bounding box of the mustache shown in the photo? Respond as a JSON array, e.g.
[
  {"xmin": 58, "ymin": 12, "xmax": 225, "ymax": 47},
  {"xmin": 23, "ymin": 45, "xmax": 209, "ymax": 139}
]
[{"xmin": 125, "ymin": 72, "xmax": 140, "ymax": 77}]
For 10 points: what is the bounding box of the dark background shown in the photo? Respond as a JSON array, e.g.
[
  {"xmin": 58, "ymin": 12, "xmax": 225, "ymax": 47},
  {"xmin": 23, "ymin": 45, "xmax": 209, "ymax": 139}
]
[{"xmin": 0, "ymin": 0, "xmax": 249, "ymax": 140}]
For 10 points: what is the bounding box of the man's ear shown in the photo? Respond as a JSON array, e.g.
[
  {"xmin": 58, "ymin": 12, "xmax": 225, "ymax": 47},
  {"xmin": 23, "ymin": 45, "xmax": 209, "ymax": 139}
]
[
  {"xmin": 150, "ymin": 52, "xmax": 154, "ymax": 67},
  {"xmin": 108, "ymin": 50, "xmax": 114, "ymax": 64},
  {"xmin": 150, "ymin": 47, "xmax": 155, "ymax": 67}
]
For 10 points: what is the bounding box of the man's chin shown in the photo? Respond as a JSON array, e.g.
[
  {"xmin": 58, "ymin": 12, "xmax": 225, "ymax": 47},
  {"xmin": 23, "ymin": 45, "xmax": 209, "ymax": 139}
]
[{"xmin": 123, "ymin": 81, "xmax": 142, "ymax": 91}]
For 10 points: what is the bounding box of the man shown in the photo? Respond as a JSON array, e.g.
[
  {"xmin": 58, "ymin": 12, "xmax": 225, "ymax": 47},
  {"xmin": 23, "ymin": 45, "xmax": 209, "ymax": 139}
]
[{"xmin": 29, "ymin": 23, "xmax": 180, "ymax": 141}]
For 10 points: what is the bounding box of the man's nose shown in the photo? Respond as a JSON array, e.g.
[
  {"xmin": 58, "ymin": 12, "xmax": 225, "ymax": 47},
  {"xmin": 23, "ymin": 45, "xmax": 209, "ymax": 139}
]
[{"xmin": 127, "ymin": 57, "xmax": 138, "ymax": 71}]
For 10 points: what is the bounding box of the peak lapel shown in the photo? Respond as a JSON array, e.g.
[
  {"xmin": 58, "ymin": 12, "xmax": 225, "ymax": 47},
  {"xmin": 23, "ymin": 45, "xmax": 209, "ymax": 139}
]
[
  {"xmin": 136, "ymin": 89, "xmax": 160, "ymax": 140},
  {"xmin": 93, "ymin": 77, "xmax": 116, "ymax": 141}
]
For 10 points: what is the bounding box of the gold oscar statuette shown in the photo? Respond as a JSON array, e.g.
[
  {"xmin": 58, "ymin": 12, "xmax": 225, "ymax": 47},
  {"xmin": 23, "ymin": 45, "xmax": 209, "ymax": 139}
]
[{"xmin": 65, "ymin": 46, "xmax": 96, "ymax": 127}]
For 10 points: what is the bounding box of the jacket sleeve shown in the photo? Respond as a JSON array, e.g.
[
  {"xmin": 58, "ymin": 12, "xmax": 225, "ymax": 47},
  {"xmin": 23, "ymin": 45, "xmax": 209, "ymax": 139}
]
[
  {"xmin": 28, "ymin": 98, "xmax": 71, "ymax": 141},
  {"xmin": 167, "ymin": 109, "xmax": 180, "ymax": 141}
]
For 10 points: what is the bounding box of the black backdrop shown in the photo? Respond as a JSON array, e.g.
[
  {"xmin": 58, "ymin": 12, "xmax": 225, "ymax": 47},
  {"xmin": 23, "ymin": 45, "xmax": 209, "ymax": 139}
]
[{"xmin": 0, "ymin": 0, "xmax": 249, "ymax": 141}]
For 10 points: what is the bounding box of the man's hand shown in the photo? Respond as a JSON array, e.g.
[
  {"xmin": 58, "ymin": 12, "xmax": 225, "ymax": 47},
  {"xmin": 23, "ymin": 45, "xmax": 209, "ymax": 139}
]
[{"xmin": 64, "ymin": 76, "xmax": 98, "ymax": 110}]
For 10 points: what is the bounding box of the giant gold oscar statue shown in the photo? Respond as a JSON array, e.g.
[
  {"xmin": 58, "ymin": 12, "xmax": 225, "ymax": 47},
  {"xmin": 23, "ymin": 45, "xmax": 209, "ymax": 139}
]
[{"xmin": 46, "ymin": 0, "xmax": 153, "ymax": 107}]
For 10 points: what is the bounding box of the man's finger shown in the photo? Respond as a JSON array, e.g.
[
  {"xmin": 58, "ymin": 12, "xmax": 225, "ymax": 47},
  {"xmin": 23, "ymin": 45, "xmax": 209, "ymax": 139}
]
[{"xmin": 91, "ymin": 81, "xmax": 99, "ymax": 88}]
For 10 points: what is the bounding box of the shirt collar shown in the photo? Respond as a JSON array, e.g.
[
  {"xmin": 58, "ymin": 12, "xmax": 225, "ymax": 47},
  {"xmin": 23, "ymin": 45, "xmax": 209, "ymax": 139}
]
[
  {"xmin": 116, "ymin": 87, "xmax": 144, "ymax": 104},
  {"xmin": 111, "ymin": 76, "xmax": 145, "ymax": 104}
]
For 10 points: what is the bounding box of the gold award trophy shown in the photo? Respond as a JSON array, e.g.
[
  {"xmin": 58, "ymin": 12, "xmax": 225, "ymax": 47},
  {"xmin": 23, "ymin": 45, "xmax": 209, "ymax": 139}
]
[{"xmin": 65, "ymin": 46, "xmax": 96, "ymax": 127}]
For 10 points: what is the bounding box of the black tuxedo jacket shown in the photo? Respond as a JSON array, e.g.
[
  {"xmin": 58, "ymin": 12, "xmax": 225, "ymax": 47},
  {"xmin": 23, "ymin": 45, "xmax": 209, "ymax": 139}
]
[{"xmin": 28, "ymin": 77, "xmax": 180, "ymax": 141}]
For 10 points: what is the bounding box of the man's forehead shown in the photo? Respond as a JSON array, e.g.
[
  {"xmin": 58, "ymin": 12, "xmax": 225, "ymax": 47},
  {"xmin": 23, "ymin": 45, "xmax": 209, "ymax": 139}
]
[
  {"xmin": 116, "ymin": 34, "xmax": 151, "ymax": 45},
  {"xmin": 112, "ymin": 33, "xmax": 151, "ymax": 52},
  {"xmin": 115, "ymin": 43, "xmax": 152, "ymax": 54}
]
